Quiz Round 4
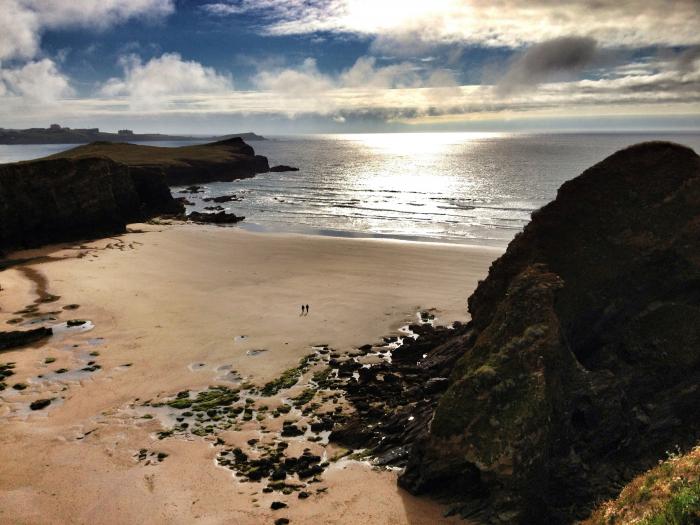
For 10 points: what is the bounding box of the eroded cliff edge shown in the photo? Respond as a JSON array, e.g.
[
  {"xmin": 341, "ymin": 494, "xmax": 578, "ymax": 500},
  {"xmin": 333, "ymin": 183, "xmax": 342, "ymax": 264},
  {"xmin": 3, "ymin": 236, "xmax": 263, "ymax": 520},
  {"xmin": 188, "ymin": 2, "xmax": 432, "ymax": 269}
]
[
  {"xmin": 0, "ymin": 157, "xmax": 183, "ymax": 254},
  {"xmin": 399, "ymin": 141, "xmax": 700, "ymax": 522},
  {"xmin": 0, "ymin": 138, "xmax": 270, "ymax": 254}
]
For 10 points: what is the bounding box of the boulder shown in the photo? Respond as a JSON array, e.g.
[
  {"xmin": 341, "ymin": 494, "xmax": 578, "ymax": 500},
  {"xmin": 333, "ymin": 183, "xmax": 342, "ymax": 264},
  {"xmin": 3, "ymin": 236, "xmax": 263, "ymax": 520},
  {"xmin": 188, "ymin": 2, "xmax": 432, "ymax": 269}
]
[
  {"xmin": 187, "ymin": 211, "xmax": 245, "ymax": 224},
  {"xmin": 0, "ymin": 327, "xmax": 52, "ymax": 351},
  {"xmin": 269, "ymin": 165, "xmax": 299, "ymax": 172}
]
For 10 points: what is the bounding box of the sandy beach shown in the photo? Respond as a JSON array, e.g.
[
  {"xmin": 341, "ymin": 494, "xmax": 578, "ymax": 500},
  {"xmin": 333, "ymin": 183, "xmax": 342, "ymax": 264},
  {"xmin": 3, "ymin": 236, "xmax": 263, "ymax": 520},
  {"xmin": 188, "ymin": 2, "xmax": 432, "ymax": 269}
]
[{"xmin": 0, "ymin": 224, "xmax": 501, "ymax": 524}]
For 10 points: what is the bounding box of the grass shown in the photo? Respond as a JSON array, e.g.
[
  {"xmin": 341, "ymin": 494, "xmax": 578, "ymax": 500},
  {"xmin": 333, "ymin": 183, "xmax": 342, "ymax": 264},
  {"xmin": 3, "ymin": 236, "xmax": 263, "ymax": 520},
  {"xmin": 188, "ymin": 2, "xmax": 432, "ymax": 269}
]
[
  {"xmin": 45, "ymin": 139, "xmax": 254, "ymax": 167},
  {"xmin": 586, "ymin": 445, "xmax": 700, "ymax": 525},
  {"xmin": 641, "ymin": 482, "xmax": 700, "ymax": 525}
]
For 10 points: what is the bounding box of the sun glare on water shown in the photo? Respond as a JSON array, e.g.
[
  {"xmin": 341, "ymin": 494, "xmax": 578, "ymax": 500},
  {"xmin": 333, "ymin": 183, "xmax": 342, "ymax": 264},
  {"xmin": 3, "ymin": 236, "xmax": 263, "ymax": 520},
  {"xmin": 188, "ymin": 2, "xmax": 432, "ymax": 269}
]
[{"xmin": 336, "ymin": 132, "xmax": 502, "ymax": 196}]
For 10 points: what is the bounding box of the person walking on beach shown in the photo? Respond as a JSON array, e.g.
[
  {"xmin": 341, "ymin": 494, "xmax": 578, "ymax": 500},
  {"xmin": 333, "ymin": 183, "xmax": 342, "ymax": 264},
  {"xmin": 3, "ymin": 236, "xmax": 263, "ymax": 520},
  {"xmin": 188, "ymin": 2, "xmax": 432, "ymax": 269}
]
[
  {"xmin": 305, "ymin": 304, "xmax": 310, "ymax": 315},
  {"xmin": 301, "ymin": 304, "xmax": 305, "ymax": 315}
]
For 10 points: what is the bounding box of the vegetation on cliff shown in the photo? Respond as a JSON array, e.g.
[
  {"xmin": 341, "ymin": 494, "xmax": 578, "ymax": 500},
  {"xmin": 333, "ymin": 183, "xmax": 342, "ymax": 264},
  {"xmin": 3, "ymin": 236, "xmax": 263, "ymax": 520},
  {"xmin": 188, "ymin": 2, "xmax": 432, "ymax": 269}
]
[
  {"xmin": 47, "ymin": 137, "xmax": 269, "ymax": 184},
  {"xmin": 586, "ymin": 446, "xmax": 700, "ymax": 525}
]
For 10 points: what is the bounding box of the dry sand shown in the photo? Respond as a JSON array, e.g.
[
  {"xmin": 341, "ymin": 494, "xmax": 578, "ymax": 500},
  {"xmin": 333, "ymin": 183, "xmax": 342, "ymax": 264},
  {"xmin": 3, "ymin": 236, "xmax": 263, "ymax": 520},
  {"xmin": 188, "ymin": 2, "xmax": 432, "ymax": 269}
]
[{"xmin": 0, "ymin": 224, "xmax": 501, "ymax": 524}]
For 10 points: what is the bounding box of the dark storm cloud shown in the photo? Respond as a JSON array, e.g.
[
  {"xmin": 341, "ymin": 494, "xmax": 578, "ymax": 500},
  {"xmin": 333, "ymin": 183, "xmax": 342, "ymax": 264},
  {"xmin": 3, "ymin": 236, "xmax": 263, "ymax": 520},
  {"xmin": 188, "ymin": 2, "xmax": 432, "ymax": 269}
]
[
  {"xmin": 677, "ymin": 46, "xmax": 700, "ymax": 72},
  {"xmin": 497, "ymin": 36, "xmax": 598, "ymax": 95}
]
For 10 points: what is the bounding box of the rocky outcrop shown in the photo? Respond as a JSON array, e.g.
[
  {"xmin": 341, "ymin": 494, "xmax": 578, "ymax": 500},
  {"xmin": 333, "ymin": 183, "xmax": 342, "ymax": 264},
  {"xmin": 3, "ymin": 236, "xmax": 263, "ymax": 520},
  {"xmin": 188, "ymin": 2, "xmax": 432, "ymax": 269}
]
[
  {"xmin": 269, "ymin": 165, "xmax": 299, "ymax": 172},
  {"xmin": 0, "ymin": 327, "xmax": 52, "ymax": 351},
  {"xmin": 49, "ymin": 137, "xmax": 270, "ymax": 185},
  {"xmin": 187, "ymin": 211, "xmax": 245, "ymax": 224},
  {"xmin": 0, "ymin": 157, "xmax": 183, "ymax": 254},
  {"xmin": 374, "ymin": 142, "xmax": 700, "ymax": 523}
]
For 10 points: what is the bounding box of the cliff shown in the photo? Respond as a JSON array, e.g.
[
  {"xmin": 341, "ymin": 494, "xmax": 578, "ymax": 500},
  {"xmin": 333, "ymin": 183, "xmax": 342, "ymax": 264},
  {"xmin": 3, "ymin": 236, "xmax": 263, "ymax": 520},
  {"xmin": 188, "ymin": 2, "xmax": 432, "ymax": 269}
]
[
  {"xmin": 394, "ymin": 142, "xmax": 700, "ymax": 523},
  {"xmin": 47, "ymin": 137, "xmax": 270, "ymax": 185},
  {"xmin": 0, "ymin": 157, "xmax": 183, "ymax": 254}
]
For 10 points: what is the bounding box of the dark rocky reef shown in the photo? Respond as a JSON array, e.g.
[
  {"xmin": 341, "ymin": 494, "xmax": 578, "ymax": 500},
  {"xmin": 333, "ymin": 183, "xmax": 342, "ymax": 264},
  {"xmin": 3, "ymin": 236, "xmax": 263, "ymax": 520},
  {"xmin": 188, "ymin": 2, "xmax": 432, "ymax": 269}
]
[
  {"xmin": 49, "ymin": 137, "xmax": 270, "ymax": 185},
  {"xmin": 330, "ymin": 142, "xmax": 700, "ymax": 524},
  {"xmin": 269, "ymin": 165, "xmax": 299, "ymax": 172},
  {"xmin": 0, "ymin": 157, "xmax": 183, "ymax": 254},
  {"xmin": 0, "ymin": 327, "xmax": 52, "ymax": 351},
  {"xmin": 187, "ymin": 211, "xmax": 245, "ymax": 224}
]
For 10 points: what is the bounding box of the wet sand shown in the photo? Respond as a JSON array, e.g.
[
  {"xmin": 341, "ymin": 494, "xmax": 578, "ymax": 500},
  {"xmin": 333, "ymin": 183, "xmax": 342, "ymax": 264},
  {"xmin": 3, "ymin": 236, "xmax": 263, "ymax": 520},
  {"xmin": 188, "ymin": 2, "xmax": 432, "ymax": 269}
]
[{"xmin": 0, "ymin": 224, "xmax": 501, "ymax": 524}]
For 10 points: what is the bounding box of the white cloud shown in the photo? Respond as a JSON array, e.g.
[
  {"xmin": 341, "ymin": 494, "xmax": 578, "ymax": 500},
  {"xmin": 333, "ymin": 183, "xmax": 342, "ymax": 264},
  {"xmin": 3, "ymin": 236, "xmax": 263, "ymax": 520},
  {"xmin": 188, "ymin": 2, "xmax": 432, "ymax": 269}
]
[
  {"xmin": 219, "ymin": 0, "xmax": 700, "ymax": 49},
  {"xmin": 0, "ymin": 0, "xmax": 174, "ymax": 61},
  {"xmin": 0, "ymin": 58, "xmax": 73, "ymax": 103},
  {"xmin": 201, "ymin": 2, "xmax": 247, "ymax": 16},
  {"xmin": 252, "ymin": 56, "xmax": 442, "ymax": 115},
  {"xmin": 0, "ymin": 0, "xmax": 173, "ymax": 107},
  {"xmin": 253, "ymin": 57, "xmax": 334, "ymax": 96},
  {"xmin": 100, "ymin": 53, "xmax": 234, "ymax": 108}
]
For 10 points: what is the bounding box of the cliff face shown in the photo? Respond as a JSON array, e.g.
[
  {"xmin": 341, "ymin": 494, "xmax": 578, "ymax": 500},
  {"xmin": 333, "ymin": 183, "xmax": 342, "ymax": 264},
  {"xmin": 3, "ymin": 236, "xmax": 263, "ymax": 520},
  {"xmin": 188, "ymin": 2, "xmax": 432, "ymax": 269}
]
[
  {"xmin": 0, "ymin": 157, "xmax": 183, "ymax": 254},
  {"xmin": 48, "ymin": 137, "xmax": 270, "ymax": 185},
  {"xmin": 0, "ymin": 137, "xmax": 271, "ymax": 254},
  {"xmin": 399, "ymin": 142, "xmax": 700, "ymax": 523}
]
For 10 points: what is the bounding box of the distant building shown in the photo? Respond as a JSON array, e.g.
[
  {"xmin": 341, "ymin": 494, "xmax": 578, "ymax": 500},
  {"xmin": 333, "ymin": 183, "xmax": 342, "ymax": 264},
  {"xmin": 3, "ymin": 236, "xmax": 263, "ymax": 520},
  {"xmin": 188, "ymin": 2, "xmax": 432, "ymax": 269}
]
[{"xmin": 118, "ymin": 129, "xmax": 134, "ymax": 136}]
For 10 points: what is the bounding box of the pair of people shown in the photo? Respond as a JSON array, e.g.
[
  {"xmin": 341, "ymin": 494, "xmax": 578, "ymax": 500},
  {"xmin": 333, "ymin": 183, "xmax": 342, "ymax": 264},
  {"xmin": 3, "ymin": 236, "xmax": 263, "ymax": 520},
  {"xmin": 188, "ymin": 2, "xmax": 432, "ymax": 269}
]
[{"xmin": 300, "ymin": 304, "xmax": 310, "ymax": 315}]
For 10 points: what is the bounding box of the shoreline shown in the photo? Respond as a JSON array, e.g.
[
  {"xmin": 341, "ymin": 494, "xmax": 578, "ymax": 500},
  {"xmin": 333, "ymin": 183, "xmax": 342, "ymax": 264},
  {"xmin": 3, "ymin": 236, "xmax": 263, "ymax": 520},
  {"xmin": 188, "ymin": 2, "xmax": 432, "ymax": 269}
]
[
  {"xmin": 0, "ymin": 223, "xmax": 500, "ymax": 524},
  {"xmin": 235, "ymin": 221, "xmax": 512, "ymax": 249}
]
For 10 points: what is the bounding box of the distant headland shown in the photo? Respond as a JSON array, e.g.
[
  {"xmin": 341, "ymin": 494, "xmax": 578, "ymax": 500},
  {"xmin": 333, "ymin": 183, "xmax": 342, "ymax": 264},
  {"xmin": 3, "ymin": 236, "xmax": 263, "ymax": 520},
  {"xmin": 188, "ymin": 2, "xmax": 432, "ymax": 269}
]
[{"xmin": 0, "ymin": 124, "xmax": 266, "ymax": 145}]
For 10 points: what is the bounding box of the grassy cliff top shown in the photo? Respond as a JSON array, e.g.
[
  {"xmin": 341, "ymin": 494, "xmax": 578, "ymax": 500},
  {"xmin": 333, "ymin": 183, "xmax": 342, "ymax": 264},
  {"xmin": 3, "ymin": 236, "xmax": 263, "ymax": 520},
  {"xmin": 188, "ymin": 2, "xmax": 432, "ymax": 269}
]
[
  {"xmin": 43, "ymin": 138, "xmax": 257, "ymax": 168},
  {"xmin": 586, "ymin": 445, "xmax": 700, "ymax": 524}
]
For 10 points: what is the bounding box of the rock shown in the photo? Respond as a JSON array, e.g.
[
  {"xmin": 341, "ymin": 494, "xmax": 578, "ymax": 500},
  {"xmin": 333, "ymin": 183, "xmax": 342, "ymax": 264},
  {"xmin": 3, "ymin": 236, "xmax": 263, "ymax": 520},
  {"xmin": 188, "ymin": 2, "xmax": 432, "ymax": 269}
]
[
  {"xmin": 0, "ymin": 157, "xmax": 183, "ymax": 254},
  {"xmin": 187, "ymin": 211, "xmax": 245, "ymax": 224},
  {"xmin": 269, "ymin": 165, "xmax": 299, "ymax": 172},
  {"xmin": 422, "ymin": 377, "xmax": 448, "ymax": 395},
  {"xmin": 179, "ymin": 185, "xmax": 203, "ymax": 194},
  {"xmin": 281, "ymin": 422, "xmax": 305, "ymax": 437},
  {"xmin": 176, "ymin": 197, "xmax": 194, "ymax": 206},
  {"xmin": 30, "ymin": 398, "xmax": 52, "ymax": 410},
  {"xmin": 0, "ymin": 327, "xmax": 52, "ymax": 351},
  {"xmin": 400, "ymin": 142, "xmax": 700, "ymax": 523},
  {"xmin": 203, "ymin": 194, "xmax": 241, "ymax": 203},
  {"xmin": 329, "ymin": 419, "xmax": 375, "ymax": 448},
  {"xmin": 66, "ymin": 319, "xmax": 87, "ymax": 327},
  {"xmin": 274, "ymin": 519, "xmax": 290, "ymax": 525},
  {"xmin": 270, "ymin": 501, "xmax": 287, "ymax": 510}
]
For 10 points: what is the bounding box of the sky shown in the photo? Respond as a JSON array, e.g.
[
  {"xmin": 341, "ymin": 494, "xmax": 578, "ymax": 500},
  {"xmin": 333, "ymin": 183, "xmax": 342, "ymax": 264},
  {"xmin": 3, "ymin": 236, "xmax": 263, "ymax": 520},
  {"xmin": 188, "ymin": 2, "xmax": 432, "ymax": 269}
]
[{"xmin": 0, "ymin": 0, "xmax": 699, "ymax": 134}]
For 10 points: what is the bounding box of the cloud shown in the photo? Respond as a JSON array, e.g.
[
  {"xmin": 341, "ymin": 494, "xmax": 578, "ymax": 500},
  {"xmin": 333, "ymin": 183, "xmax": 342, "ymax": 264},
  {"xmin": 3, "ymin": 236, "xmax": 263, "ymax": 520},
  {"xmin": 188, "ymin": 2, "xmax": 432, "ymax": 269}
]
[
  {"xmin": 224, "ymin": 0, "xmax": 700, "ymax": 50},
  {"xmin": 0, "ymin": 0, "xmax": 174, "ymax": 61},
  {"xmin": 497, "ymin": 37, "xmax": 599, "ymax": 95},
  {"xmin": 252, "ymin": 56, "xmax": 456, "ymax": 115},
  {"xmin": 0, "ymin": 58, "xmax": 73, "ymax": 103},
  {"xmin": 677, "ymin": 46, "xmax": 700, "ymax": 73},
  {"xmin": 0, "ymin": 0, "xmax": 173, "ymax": 107},
  {"xmin": 100, "ymin": 53, "xmax": 234, "ymax": 108},
  {"xmin": 253, "ymin": 57, "xmax": 334, "ymax": 96},
  {"xmin": 200, "ymin": 2, "xmax": 247, "ymax": 16}
]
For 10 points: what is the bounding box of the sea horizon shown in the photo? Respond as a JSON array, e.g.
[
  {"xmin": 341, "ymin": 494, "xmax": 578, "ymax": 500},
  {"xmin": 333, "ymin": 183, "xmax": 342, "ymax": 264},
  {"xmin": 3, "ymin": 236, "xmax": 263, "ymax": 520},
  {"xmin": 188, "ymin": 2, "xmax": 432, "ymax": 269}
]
[{"xmin": 3, "ymin": 130, "xmax": 698, "ymax": 248}]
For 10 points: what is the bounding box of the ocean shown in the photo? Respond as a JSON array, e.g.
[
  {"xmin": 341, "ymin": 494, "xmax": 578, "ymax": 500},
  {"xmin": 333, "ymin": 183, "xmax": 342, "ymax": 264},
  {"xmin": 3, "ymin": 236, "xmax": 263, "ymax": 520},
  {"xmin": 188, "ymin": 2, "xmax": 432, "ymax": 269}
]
[{"xmin": 3, "ymin": 132, "xmax": 700, "ymax": 247}]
